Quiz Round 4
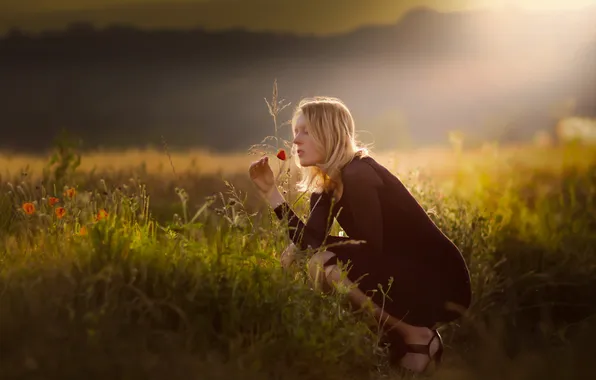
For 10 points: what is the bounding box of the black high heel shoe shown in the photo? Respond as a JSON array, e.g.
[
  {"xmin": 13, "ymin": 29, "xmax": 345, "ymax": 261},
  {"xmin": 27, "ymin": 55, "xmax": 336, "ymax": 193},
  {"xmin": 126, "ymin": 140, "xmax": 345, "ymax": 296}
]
[{"xmin": 402, "ymin": 329, "xmax": 444, "ymax": 374}]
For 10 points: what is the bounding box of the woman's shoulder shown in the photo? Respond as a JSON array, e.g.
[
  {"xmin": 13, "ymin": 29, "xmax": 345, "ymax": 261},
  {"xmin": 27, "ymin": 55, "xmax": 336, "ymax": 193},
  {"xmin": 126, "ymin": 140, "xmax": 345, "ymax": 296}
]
[
  {"xmin": 341, "ymin": 153, "xmax": 383, "ymax": 186},
  {"xmin": 341, "ymin": 151, "xmax": 379, "ymax": 172}
]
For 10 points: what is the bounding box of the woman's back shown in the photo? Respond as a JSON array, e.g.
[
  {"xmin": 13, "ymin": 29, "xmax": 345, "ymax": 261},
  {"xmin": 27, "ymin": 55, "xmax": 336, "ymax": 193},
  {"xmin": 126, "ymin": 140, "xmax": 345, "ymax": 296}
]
[{"xmin": 332, "ymin": 154, "xmax": 464, "ymax": 266}]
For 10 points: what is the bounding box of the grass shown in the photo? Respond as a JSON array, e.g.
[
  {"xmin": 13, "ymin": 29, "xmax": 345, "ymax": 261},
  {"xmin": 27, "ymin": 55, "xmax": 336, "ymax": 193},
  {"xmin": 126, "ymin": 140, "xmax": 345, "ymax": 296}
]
[{"xmin": 1, "ymin": 90, "xmax": 596, "ymax": 379}]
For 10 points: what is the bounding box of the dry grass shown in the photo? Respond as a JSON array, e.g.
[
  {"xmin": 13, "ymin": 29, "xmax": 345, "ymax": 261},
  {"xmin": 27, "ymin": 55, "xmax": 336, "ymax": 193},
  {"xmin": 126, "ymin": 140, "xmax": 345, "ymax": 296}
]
[
  {"xmin": 3, "ymin": 142, "xmax": 593, "ymax": 181},
  {"xmin": 0, "ymin": 148, "xmax": 256, "ymax": 177}
]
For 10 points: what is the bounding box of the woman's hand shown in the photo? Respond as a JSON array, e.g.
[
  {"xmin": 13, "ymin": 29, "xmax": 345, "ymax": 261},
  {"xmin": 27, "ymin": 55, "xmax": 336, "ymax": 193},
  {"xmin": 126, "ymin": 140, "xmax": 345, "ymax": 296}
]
[
  {"xmin": 249, "ymin": 156, "xmax": 285, "ymax": 208},
  {"xmin": 249, "ymin": 156, "xmax": 276, "ymax": 197}
]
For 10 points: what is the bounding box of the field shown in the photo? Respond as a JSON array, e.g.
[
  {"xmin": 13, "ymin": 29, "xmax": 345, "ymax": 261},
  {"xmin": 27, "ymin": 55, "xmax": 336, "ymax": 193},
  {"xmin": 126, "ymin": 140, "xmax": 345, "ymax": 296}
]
[{"xmin": 1, "ymin": 132, "xmax": 596, "ymax": 379}]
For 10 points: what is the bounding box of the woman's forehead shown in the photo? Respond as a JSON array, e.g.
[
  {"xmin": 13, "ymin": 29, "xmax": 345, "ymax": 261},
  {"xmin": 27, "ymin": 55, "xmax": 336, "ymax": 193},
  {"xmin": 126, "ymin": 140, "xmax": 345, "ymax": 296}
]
[{"xmin": 294, "ymin": 114, "xmax": 308, "ymax": 129}]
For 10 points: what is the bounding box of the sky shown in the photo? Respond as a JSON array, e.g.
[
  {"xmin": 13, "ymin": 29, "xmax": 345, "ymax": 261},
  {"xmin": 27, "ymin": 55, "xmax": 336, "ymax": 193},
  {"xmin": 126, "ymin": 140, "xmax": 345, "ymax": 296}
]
[{"xmin": 2, "ymin": 0, "xmax": 596, "ymax": 36}]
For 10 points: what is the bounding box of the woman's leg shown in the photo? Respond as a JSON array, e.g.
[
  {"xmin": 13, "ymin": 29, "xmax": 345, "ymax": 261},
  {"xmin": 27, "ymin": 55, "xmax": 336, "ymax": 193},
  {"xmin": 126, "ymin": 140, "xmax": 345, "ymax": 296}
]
[
  {"xmin": 308, "ymin": 251, "xmax": 442, "ymax": 373},
  {"xmin": 279, "ymin": 243, "xmax": 298, "ymax": 269}
]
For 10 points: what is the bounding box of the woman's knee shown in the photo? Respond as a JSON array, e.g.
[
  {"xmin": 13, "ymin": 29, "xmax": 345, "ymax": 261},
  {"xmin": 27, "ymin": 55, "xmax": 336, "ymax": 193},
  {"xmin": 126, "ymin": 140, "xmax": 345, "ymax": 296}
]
[
  {"xmin": 307, "ymin": 251, "xmax": 337, "ymax": 291},
  {"xmin": 280, "ymin": 243, "xmax": 298, "ymax": 269}
]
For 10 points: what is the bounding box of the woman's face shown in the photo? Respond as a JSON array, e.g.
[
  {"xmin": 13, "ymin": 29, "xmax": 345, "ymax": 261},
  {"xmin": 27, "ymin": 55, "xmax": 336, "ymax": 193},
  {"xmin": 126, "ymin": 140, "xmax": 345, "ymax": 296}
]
[{"xmin": 292, "ymin": 113, "xmax": 325, "ymax": 167}]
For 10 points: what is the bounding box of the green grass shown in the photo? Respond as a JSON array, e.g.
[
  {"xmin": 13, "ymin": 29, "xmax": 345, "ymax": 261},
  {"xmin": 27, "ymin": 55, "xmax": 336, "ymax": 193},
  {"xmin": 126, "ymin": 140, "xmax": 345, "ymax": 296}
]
[
  {"xmin": 1, "ymin": 142, "xmax": 595, "ymax": 380},
  {"xmin": 0, "ymin": 176, "xmax": 382, "ymax": 380}
]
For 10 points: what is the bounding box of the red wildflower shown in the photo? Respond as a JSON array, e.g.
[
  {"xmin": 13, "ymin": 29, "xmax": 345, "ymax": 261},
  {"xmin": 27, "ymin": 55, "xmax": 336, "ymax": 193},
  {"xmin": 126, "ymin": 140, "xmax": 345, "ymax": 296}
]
[
  {"xmin": 22, "ymin": 202, "xmax": 35, "ymax": 215},
  {"xmin": 64, "ymin": 188, "xmax": 76, "ymax": 199},
  {"xmin": 48, "ymin": 197, "xmax": 60, "ymax": 206},
  {"xmin": 97, "ymin": 209, "xmax": 108, "ymax": 221},
  {"xmin": 276, "ymin": 149, "xmax": 287, "ymax": 161},
  {"xmin": 55, "ymin": 207, "xmax": 66, "ymax": 219}
]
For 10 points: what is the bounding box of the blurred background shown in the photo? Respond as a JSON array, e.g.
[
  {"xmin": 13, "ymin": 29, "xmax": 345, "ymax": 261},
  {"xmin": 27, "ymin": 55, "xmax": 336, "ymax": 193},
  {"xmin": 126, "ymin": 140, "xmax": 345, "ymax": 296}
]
[{"xmin": 0, "ymin": 0, "xmax": 594, "ymax": 159}]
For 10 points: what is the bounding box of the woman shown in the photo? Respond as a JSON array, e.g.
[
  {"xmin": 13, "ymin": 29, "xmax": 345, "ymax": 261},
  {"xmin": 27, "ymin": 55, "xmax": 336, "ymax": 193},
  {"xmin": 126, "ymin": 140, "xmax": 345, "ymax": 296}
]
[{"xmin": 248, "ymin": 96, "xmax": 472, "ymax": 373}]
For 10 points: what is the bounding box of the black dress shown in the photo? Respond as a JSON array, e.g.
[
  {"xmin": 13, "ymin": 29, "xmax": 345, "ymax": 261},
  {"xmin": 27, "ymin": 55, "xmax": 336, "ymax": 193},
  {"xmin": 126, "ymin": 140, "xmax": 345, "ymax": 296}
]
[{"xmin": 274, "ymin": 153, "xmax": 472, "ymax": 328}]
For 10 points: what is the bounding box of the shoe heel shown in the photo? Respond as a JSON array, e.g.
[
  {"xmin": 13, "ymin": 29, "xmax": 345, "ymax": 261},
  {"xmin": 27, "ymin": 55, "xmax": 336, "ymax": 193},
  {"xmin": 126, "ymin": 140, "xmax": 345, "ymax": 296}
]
[{"xmin": 434, "ymin": 330, "xmax": 444, "ymax": 366}]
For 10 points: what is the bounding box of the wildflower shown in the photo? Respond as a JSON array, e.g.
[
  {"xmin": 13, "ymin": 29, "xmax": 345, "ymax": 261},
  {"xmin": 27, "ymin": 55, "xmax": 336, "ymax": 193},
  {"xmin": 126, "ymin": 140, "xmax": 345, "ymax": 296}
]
[
  {"xmin": 48, "ymin": 197, "xmax": 60, "ymax": 206},
  {"xmin": 64, "ymin": 188, "xmax": 76, "ymax": 199},
  {"xmin": 55, "ymin": 207, "xmax": 66, "ymax": 219},
  {"xmin": 79, "ymin": 226, "xmax": 87, "ymax": 236},
  {"xmin": 22, "ymin": 202, "xmax": 35, "ymax": 215},
  {"xmin": 97, "ymin": 209, "xmax": 108, "ymax": 221},
  {"xmin": 276, "ymin": 149, "xmax": 287, "ymax": 161}
]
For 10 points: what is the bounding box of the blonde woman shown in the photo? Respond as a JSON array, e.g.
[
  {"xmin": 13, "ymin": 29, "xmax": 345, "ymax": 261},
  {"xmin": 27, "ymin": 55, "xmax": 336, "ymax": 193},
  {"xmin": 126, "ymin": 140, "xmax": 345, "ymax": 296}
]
[{"xmin": 249, "ymin": 96, "xmax": 472, "ymax": 373}]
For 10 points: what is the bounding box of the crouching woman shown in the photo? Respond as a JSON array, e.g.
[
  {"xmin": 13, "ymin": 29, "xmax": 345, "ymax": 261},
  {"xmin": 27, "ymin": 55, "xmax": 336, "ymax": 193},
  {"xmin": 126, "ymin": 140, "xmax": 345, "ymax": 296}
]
[{"xmin": 248, "ymin": 96, "xmax": 472, "ymax": 373}]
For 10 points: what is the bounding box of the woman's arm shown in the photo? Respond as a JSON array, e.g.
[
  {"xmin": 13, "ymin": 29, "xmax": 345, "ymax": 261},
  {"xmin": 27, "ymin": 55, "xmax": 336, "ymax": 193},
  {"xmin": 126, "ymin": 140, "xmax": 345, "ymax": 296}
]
[
  {"xmin": 331, "ymin": 160, "xmax": 385, "ymax": 263},
  {"xmin": 273, "ymin": 191, "xmax": 349, "ymax": 251}
]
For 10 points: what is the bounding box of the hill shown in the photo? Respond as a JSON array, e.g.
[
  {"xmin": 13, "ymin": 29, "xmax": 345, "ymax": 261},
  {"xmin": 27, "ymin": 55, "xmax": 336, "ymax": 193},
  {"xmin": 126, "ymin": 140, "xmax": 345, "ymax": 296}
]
[{"xmin": 1, "ymin": 6, "xmax": 595, "ymax": 153}]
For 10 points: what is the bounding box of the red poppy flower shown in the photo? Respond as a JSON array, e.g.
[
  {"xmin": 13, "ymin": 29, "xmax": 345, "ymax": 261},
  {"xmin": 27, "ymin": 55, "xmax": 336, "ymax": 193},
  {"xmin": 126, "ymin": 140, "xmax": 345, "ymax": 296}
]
[
  {"xmin": 48, "ymin": 197, "xmax": 60, "ymax": 206},
  {"xmin": 64, "ymin": 188, "xmax": 76, "ymax": 199},
  {"xmin": 97, "ymin": 209, "xmax": 109, "ymax": 221},
  {"xmin": 22, "ymin": 202, "xmax": 35, "ymax": 215},
  {"xmin": 55, "ymin": 207, "xmax": 66, "ymax": 219},
  {"xmin": 276, "ymin": 149, "xmax": 287, "ymax": 161}
]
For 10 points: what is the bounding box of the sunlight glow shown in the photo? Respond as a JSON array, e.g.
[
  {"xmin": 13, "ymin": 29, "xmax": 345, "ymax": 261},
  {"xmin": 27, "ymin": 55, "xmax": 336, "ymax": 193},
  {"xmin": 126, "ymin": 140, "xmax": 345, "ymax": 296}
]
[{"xmin": 479, "ymin": 0, "xmax": 596, "ymax": 11}]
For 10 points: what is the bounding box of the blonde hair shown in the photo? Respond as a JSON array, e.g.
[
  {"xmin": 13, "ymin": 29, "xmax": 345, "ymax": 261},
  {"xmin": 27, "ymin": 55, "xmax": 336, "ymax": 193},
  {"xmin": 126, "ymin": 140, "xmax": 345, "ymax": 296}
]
[{"xmin": 292, "ymin": 96, "xmax": 370, "ymax": 194}]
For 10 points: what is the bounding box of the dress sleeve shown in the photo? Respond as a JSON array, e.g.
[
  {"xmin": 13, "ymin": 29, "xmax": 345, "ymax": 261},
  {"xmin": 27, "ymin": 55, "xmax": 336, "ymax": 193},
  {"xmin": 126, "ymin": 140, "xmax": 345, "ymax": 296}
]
[
  {"xmin": 273, "ymin": 191, "xmax": 350, "ymax": 251},
  {"xmin": 334, "ymin": 161, "xmax": 385, "ymax": 259}
]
